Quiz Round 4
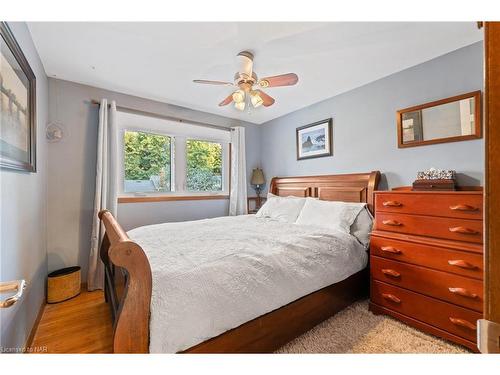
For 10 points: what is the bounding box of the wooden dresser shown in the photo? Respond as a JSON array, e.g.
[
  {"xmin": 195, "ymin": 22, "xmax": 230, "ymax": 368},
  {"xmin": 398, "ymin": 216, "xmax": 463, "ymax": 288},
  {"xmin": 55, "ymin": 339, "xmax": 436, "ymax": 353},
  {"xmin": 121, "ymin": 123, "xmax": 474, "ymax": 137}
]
[{"xmin": 369, "ymin": 188, "xmax": 483, "ymax": 351}]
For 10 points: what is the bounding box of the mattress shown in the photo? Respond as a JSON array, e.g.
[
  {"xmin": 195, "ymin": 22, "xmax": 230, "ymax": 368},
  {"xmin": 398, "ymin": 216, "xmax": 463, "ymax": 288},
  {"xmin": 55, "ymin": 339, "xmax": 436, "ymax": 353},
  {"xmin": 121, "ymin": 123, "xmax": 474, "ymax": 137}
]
[{"xmin": 127, "ymin": 215, "xmax": 368, "ymax": 353}]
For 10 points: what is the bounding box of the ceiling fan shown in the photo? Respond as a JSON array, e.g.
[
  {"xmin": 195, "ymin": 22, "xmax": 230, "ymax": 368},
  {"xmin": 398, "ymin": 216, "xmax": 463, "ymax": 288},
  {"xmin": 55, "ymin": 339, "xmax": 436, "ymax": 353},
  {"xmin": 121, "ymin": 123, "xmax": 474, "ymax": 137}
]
[{"xmin": 193, "ymin": 50, "xmax": 299, "ymax": 111}]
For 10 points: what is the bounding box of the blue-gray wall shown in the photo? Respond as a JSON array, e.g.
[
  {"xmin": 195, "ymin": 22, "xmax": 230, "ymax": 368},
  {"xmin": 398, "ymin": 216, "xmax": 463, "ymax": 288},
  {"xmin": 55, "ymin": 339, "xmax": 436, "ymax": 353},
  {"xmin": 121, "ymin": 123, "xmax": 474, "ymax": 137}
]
[
  {"xmin": 260, "ymin": 42, "xmax": 484, "ymax": 190},
  {"xmin": 0, "ymin": 23, "xmax": 48, "ymax": 351}
]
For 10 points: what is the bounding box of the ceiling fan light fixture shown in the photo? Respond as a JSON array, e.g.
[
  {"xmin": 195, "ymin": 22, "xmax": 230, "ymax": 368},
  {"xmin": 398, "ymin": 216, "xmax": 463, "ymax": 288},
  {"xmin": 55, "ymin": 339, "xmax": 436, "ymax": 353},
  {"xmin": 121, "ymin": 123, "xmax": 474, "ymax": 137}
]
[
  {"xmin": 250, "ymin": 91, "xmax": 263, "ymax": 108},
  {"xmin": 232, "ymin": 89, "xmax": 245, "ymax": 103},
  {"xmin": 194, "ymin": 52, "xmax": 298, "ymax": 112},
  {"xmin": 234, "ymin": 101, "xmax": 246, "ymax": 111}
]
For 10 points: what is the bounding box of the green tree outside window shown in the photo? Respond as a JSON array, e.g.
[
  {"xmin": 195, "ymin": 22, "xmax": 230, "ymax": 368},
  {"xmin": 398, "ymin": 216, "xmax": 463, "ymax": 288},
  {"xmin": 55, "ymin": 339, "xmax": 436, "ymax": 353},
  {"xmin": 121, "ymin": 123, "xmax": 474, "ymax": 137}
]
[{"xmin": 123, "ymin": 132, "xmax": 224, "ymax": 193}]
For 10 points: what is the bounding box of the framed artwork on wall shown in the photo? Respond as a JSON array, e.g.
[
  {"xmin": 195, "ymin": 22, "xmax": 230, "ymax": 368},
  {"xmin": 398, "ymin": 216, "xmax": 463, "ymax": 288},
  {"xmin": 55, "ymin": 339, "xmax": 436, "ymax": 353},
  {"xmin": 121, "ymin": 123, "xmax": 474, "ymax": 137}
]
[
  {"xmin": 296, "ymin": 118, "xmax": 332, "ymax": 160},
  {"xmin": 0, "ymin": 22, "xmax": 37, "ymax": 172}
]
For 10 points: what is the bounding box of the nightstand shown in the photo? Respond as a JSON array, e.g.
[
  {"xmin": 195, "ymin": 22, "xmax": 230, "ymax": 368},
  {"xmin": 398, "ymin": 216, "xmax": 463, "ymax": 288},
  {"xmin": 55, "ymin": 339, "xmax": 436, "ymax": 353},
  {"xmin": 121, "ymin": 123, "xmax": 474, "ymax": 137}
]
[{"xmin": 247, "ymin": 196, "xmax": 266, "ymax": 214}]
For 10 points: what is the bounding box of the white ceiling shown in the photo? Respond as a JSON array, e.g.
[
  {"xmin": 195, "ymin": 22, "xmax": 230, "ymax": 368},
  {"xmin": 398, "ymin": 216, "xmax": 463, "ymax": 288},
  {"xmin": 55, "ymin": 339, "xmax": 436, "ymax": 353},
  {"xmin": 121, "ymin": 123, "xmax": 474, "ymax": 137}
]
[{"xmin": 28, "ymin": 22, "xmax": 483, "ymax": 124}]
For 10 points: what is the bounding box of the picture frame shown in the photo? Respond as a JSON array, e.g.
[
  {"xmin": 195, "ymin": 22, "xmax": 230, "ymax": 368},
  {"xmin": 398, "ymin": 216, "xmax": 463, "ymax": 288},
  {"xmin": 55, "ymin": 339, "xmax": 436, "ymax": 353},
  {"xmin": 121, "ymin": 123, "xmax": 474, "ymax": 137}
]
[
  {"xmin": 296, "ymin": 118, "xmax": 333, "ymax": 160},
  {"xmin": 1, "ymin": 22, "xmax": 37, "ymax": 172},
  {"xmin": 396, "ymin": 91, "xmax": 481, "ymax": 149}
]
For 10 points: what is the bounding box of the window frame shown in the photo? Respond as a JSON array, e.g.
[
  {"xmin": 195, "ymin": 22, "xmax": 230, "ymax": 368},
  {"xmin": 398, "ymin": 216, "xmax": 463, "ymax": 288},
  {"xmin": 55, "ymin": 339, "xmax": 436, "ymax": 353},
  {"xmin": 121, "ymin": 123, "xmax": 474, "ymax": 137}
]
[{"xmin": 118, "ymin": 127, "xmax": 230, "ymax": 199}]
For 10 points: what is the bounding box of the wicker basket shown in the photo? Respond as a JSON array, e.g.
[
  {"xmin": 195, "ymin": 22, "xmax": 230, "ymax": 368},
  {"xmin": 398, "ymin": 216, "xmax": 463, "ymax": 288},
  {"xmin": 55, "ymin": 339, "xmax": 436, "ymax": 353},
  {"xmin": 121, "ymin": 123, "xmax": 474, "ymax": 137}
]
[{"xmin": 47, "ymin": 266, "xmax": 81, "ymax": 303}]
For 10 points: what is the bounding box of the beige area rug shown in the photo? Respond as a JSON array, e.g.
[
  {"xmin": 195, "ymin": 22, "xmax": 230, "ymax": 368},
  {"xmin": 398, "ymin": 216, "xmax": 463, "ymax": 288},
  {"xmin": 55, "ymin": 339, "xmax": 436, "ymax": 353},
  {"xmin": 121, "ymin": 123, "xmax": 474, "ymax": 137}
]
[{"xmin": 277, "ymin": 300, "xmax": 471, "ymax": 353}]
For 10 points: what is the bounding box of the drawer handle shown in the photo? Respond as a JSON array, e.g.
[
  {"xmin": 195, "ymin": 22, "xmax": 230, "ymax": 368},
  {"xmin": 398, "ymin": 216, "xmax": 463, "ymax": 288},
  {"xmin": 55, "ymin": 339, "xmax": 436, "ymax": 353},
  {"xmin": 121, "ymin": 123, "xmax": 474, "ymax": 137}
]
[
  {"xmin": 449, "ymin": 204, "xmax": 479, "ymax": 212},
  {"xmin": 449, "ymin": 226, "xmax": 479, "ymax": 235},
  {"xmin": 382, "ymin": 220, "xmax": 402, "ymax": 226},
  {"xmin": 383, "ymin": 201, "xmax": 402, "ymax": 207},
  {"xmin": 381, "ymin": 269, "xmax": 401, "ymax": 278},
  {"xmin": 448, "ymin": 260, "xmax": 477, "ymax": 270},
  {"xmin": 448, "ymin": 287, "xmax": 478, "ymax": 299},
  {"xmin": 449, "ymin": 317, "xmax": 476, "ymax": 331},
  {"xmin": 382, "ymin": 293, "xmax": 401, "ymax": 303},
  {"xmin": 380, "ymin": 246, "xmax": 402, "ymax": 254}
]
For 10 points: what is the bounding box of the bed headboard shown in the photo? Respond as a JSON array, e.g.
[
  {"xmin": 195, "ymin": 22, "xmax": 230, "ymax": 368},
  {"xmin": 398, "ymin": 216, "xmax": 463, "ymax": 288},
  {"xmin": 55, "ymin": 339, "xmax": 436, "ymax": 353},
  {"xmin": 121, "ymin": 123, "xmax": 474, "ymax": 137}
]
[{"xmin": 269, "ymin": 171, "xmax": 381, "ymax": 214}]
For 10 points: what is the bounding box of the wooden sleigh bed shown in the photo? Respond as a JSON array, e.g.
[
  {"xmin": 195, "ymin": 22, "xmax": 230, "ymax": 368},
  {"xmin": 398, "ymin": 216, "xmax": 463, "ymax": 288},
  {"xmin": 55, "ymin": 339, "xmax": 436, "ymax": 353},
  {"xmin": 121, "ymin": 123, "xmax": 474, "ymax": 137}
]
[{"xmin": 98, "ymin": 171, "xmax": 381, "ymax": 353}]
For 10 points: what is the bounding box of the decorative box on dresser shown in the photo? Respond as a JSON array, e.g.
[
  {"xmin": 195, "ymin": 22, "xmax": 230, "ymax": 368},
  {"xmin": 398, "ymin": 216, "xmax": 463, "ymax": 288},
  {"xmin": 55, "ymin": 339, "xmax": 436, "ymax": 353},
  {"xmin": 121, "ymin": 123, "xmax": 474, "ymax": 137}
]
[{"xmin": 369, "ymin": 188, "xmax": 484, "ymax": 352}]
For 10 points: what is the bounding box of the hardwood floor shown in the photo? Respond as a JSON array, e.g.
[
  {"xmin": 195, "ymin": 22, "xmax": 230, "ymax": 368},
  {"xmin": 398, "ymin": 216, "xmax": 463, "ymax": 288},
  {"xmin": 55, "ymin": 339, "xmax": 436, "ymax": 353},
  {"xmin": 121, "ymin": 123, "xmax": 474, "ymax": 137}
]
[{"xmin": 30, "ymin": 289, "xmax": 113, "ymax": 353}]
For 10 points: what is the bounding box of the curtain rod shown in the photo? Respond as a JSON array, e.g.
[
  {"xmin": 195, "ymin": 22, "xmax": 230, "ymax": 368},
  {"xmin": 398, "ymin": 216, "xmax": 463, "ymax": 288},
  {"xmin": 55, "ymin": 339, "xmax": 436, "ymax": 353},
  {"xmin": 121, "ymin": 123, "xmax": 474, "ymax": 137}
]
[{"xmin": 90, "ymin": 99, "xmax": 233, "ymax": 132}]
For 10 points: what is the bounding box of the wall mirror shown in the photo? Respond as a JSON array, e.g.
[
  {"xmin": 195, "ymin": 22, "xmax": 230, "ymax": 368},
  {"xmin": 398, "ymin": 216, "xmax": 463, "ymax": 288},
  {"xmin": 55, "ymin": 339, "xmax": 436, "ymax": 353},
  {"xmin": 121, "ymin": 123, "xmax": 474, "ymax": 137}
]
[{"xmin": 397, "ymin": 91, "xmax": 481, "ymax": 148}]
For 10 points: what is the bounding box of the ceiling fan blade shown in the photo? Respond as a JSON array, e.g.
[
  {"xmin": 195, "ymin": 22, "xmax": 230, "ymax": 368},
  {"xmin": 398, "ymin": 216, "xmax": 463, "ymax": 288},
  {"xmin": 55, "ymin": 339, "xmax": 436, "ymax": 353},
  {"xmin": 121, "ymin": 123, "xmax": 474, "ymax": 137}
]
[
  {"xmin": 259, "ymin": 73, "xmax": 298, "ymax": 88},
  {"xmin": 218, "ymin": 94, "xmax": 234, "ymax": 107},
  {"xmin": 237, "ymin": 51, "xmax": 253, "ymax": 78},
  {"xmin": 193, "ymin": 79, "xmax": 233, "ymax": 86},
  {"xmin": 255, "ymin": 90, "xmax": 275, "ymax": 107}
]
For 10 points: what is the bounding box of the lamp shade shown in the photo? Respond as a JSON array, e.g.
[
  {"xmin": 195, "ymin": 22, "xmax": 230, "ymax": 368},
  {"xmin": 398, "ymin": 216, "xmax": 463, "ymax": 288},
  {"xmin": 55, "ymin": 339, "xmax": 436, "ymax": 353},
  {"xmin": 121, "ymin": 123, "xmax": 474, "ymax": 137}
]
[
  {"xmin": 251, "ymin": 168, "xmax": 265, "ymax": 185},
  {"xmin": 250, "ymin": 91, "xmax": 263, "ymax": 108},
  {"xmin": 234, "ymin": 101, "xmax": 246, "ymax": 111},
  {"xmin": 232, "ymin": 89, "xmax": 245, "ymax": 103}
]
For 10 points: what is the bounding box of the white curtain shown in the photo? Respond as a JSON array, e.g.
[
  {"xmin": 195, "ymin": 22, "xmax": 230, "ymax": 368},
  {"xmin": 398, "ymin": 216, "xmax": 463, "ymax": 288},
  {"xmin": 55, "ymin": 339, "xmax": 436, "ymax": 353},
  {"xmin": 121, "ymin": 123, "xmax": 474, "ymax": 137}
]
[
  {"xmin": 229, "ymin": 126, "xmax": 248, "ymax": 216},
  {"xmin": 88, "ymin": 99, "xmax": 118, "ymax": 291}
]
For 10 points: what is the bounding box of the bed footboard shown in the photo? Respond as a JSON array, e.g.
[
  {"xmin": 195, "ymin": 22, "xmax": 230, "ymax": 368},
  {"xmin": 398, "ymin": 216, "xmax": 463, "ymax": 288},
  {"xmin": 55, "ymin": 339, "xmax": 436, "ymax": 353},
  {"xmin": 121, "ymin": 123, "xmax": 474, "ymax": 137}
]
[{"xmin": 98, "ymin": 209, "xmax": 152, "ymax": 353}]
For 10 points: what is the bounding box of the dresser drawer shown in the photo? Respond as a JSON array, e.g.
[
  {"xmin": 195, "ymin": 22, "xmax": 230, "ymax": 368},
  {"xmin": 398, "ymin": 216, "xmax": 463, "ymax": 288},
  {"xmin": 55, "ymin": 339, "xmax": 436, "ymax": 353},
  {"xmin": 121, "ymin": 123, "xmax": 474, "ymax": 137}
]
[
  {"xmin": 375, "ymin": 192, "xmax": 483, "ymax": 219},
  {"xmin": 371, "ymin": 256, "xmax": 483, "ymax": 312},
  {"xmin": 370, "ymin": 236, "xmax": 483, "ymax": 279},
  {"xmin": 371, "ymin": 281, "xmax": 481, "ymax": 342},
  {"xmin": 375, "ymin": 212, "xmax": 483, "ymax": 244}
]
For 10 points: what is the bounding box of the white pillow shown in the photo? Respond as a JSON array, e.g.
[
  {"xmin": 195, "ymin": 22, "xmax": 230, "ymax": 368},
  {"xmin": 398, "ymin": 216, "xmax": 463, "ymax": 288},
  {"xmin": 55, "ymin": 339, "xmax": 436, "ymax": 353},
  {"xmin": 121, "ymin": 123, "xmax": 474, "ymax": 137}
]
[
  {"xmin": 267, "ymin": 192, "xmax": 318, "ymax": 201},
  {"xmin": 255, "ymin": 195, "xmax": 306, "ymax": 223},
  {"xmin": 350, "ymin": 206, "xmax": 374, "ymax": 249},
  {"xmin": 295, "ymin": 199, "xmax": 365, "ymax": 234}
]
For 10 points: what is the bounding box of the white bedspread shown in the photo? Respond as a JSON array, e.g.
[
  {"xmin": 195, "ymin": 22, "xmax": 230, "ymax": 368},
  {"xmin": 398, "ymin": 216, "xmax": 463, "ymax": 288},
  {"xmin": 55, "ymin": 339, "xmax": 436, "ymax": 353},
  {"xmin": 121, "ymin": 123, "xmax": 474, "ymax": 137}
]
[{"xmin": 127, "ymin": 215, "xmax": 368, "ymax": 353}]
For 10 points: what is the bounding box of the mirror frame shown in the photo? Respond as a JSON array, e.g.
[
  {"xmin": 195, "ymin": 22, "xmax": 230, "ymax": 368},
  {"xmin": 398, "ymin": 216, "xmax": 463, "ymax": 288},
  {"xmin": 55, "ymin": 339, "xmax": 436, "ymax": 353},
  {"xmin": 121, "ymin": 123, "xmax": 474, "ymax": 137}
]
[{"xmin": 396, "ymin": 90, "xmax": 482, "ymax": 148}]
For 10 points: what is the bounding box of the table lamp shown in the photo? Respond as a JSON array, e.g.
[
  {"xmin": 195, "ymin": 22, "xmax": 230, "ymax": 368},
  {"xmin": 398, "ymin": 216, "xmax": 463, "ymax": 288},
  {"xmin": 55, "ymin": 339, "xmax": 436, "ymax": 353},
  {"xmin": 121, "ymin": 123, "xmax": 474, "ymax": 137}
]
[{"xmin": 251, "ymin": 168, "xmax": 265, "ymax": 209}]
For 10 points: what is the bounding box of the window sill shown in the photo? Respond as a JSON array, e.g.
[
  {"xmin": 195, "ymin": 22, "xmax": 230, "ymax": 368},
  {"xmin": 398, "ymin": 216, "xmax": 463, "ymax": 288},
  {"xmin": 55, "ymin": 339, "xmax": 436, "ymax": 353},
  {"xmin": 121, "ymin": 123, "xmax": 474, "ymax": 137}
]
[{"xmin": 117, "ymin": 195, "xmax": 229, "ymax": 204}]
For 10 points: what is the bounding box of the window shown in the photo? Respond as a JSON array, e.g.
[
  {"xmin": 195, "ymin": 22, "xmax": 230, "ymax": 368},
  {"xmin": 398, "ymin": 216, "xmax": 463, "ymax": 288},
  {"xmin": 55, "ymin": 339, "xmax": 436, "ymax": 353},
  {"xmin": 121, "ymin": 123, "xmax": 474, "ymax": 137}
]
[
  {"xmin": 123, "ymin": 131, "xmax": 172, "ymax": 193},
  {"xmin": 186, "ymin": 140, "xmax": 223, "ymax": 192},
  {"xmin": 118, "ymin": 110, "xmax": 231, "ymax": 197}
]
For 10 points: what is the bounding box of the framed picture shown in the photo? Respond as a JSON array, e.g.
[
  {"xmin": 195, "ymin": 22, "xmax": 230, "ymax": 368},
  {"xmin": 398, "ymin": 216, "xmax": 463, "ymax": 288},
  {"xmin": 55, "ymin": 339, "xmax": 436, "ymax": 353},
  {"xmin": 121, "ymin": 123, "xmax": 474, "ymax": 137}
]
[
  {"xmin": 1, "ymin": 22, "xmax": 36, "ymax": 172},
  {"xmin": 296, "ymin": 118, "xmax": 332, "ymax": 160}
]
